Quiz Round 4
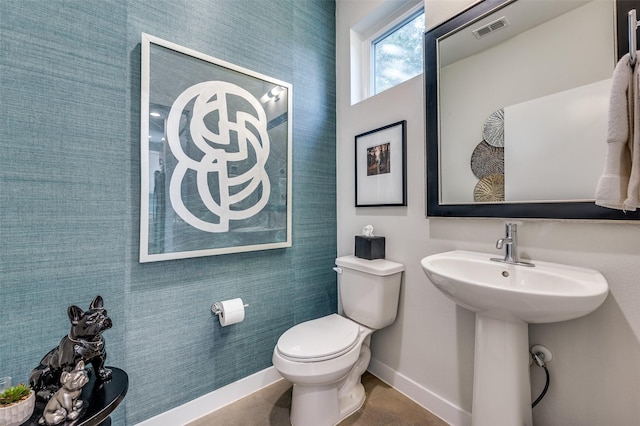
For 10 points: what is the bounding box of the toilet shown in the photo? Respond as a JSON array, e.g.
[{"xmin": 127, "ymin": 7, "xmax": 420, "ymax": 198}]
[{"xmin": 272, "ymin": 255, "xmax": 404, "ymax": 426}]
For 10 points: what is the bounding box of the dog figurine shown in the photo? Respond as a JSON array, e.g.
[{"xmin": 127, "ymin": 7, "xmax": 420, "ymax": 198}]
[
  {"xmin": 30, "ymin": 295, "xmax": 112, "ymax": 400},
  {"xmin": 39, "ymin": 360, "xmax": 90, "ymax": 425}
]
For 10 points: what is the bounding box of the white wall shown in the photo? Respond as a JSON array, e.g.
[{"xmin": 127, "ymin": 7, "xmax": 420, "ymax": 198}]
[
  {"xmin": 504, "ymin": 79, "xmax": 610, "ymax": 201},
  {"xmin": 336, "ymin": 1, "xmax": 640, "ymax": 425}
]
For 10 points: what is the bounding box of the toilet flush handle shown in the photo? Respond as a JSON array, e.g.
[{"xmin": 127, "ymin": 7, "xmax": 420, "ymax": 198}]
[{"xmin": 333, "ymin": 267, "xmax": 343, "ymax": 274}]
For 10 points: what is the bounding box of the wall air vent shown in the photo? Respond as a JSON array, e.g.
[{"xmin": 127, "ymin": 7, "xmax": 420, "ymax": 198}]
[{"xmin": 472, "ymin": 16, "xmax": 509, "ymax": 39}]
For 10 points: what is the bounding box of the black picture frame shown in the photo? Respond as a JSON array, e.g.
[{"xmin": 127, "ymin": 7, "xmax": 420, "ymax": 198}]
[
  {"xmin": 424, "ymin": 0, "xmax": 640, "ymax": 220},
  {"xmin": 355, "ymin": 120, "xmax": 407, "ymax": 207}
]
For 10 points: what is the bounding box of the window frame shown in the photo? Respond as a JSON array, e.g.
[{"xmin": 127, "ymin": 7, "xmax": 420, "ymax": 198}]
[{"xmin": 362, "ymin": 2, "xmax": 425, "ymax": 98}]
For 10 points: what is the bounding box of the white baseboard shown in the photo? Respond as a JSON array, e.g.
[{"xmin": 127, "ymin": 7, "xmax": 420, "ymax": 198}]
[
  {"xmin": 135, "ymin": 366, "xmax": 283, "ymax": 426},
  {"xmin": 367, "ymin": 358, "xmax": 472, "ymax": 426},
  {"xmin": 136, "ymin": 360, "xmax": 471, "ymax": 426}
]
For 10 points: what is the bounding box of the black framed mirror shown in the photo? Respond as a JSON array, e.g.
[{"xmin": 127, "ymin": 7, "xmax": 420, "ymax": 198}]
[{"xmin": 425, "ymin": 0, "xmax": 640, "ymax": 219}]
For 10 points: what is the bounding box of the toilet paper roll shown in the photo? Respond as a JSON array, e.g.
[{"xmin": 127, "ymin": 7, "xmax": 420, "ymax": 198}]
[{"xmin": 217, "ymin": 298, "xmax": 246, "ymax": 327}]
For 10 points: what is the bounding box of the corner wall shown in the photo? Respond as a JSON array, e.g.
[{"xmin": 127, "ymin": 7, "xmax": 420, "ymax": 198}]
[
  {"xmin": 336, "ymin": 0, "xmax": 640, "ymax": 425},
  {"xmin": 0, "ymin": 1, "xmax": 336, "ymax": 424}
]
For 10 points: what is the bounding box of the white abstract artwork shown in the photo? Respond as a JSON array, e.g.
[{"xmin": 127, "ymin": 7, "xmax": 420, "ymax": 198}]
[{"xmin": 140, "ymin": 34, "xmax": 292, "ymax": 262}]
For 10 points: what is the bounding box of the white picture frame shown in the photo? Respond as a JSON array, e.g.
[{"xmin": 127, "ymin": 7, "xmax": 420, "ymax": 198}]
[{"xmin": 140, "ymin": 34, "xmax": 292, "ymax": 262}]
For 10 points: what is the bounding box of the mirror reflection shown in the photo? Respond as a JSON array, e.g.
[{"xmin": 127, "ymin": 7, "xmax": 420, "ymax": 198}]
[{"xmin": 438, "ymin": 0, "xmax": 614, "ymax": 204}]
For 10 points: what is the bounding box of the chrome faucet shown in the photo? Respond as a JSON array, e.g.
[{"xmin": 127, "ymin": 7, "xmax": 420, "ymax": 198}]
[{"xmin": 490, "ymin": 223, "xmax": 535, "ymax": 267}]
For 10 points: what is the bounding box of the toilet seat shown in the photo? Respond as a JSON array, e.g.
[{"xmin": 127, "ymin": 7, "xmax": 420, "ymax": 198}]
[{"xmin": 276, "ymin": 314, "xmax": 360, "ymax": 362}]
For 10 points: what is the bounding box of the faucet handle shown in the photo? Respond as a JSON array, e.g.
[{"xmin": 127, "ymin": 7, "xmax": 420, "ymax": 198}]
[{"xmin": 496, "ymin": 238, "xmax": 506, "ymax": 249}]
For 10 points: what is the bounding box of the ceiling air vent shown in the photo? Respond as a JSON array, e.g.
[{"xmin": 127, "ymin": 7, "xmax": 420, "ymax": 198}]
[{"xmin": 472, "ymin": 16, "xmax": 509, "ymax": 39}]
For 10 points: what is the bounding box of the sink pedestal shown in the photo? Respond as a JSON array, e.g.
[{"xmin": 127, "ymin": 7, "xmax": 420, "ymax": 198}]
[
  {"xmin": 473, "ymin": 315, "xmax": 532, "ymax": 426},
  {"xmin": 420, "ymin": 251, "xmax": 609, "ymax": 426}
]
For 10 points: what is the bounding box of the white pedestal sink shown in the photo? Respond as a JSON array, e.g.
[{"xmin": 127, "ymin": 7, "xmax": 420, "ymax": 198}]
[{"xmin": 421, "ymin": 250, "xmax": 608, "ymax": 426}]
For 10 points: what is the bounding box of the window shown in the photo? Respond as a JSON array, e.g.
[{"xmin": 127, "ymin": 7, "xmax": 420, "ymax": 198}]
[
  {"xmin": 372, "ymin": 8, "xmax": 425, "ymax": 95},
  {"xmin": 350, "ymin": 1, "xmax": 425, "ymax": 103}
]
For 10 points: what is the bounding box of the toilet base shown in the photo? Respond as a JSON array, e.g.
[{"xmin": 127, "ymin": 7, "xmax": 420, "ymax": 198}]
[
  {"xmin": 290, "ymin": 381, "xmax": 365, "ymax": 426},
  {"xmin": 289, "ymin": 338, "xmax": 371, "ymax": 426},
  {"xmin": 338, "ymin": 382, "xmax": 365, "ymax": 422}
]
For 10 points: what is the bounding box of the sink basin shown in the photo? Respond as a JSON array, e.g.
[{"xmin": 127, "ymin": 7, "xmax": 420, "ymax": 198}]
[
  {"xmin": 421, "ymin": 250, "xmax": 609, "ymax": 426},
  {"xmin": 420, "ymin": 250, "xmax": 608, "ymax": 323}
]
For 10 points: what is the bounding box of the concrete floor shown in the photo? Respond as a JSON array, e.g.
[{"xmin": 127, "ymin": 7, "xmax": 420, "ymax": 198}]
[{"xmin": 187, "ymin": 372, "xmax": 449, "ymax": 426}]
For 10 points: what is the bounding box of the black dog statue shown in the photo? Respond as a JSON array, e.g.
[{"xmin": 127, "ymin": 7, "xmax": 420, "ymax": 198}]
[{"xmin": 30, "ymin": 295, "xmax": 112, "ymax": 400}]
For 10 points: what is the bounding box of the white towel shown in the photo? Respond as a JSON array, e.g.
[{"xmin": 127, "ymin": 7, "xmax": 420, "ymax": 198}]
[
  {"xmin": 626, "ymin": 61, "xmax": 640, "ymax": 209},
  {"xmin": 595, "ymin": 53, "xmax": 640, "ymax": 211}
]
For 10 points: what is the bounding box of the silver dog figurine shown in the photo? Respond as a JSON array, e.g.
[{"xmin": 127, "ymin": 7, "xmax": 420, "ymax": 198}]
[{"xmin": 39, "ymin": 361, "xmax": 89, "ymax": 425}]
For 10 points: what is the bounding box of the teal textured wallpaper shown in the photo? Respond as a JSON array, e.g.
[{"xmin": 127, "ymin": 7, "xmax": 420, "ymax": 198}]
[{"xmin": 0, "ymin": 0, "xmax": 336, "ymax": 424}]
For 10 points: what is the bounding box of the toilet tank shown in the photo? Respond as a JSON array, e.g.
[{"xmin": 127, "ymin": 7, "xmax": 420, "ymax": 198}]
[{"xmin": 335, "ymin": 255, "xmax": 404, "ymax": 329}]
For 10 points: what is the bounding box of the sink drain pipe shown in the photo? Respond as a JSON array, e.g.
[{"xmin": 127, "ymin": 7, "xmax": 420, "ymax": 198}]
[{"xmin": 531, "ymin": 350, "xmax": 550, "ymax": 408}]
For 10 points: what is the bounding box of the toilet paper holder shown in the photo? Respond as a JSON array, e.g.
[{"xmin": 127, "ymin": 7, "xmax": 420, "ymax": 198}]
[{"xmin": 211, "ymin": 301, "xmax": 250, "ymax": 316}]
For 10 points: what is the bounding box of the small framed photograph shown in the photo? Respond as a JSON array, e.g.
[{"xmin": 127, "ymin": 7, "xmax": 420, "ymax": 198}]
[{"xmin": 355, "ymin": 120, "xmax": 407, "ymax": 207}]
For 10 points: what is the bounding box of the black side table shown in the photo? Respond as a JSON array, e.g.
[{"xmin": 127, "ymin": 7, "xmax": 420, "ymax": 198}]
[{"xmin": 23, "ymin": 367, "xmax": 128, "ymax": 426}]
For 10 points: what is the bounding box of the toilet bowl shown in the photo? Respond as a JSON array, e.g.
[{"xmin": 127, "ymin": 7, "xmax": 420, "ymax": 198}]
[
  {"xmin": 272, "ymin": 255, "xmax": 404, "ymax": 426},
  {"xmin": 272, "ymin": 314, "xmax": 373, "ymax": 426}
]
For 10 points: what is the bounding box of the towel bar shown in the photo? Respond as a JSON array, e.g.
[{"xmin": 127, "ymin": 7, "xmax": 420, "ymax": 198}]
[{"xmin": 629, "ymin": 9, "xmax": 639, "ymax": 65}]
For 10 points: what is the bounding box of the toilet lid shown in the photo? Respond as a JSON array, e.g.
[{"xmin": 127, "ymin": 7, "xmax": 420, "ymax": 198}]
[{"xmin": 277, "ymin": 314, "xmax": 360, "ymax": 361}]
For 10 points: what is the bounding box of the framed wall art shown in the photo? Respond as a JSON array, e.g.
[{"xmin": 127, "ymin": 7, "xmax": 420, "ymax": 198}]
[
  {"xmin": 140, "ymin": 33, "xmax": 292, "ymax": 262},
  {"xmin": 355, "ymin": 120, "xmax": 407, "ymax": 207}
]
